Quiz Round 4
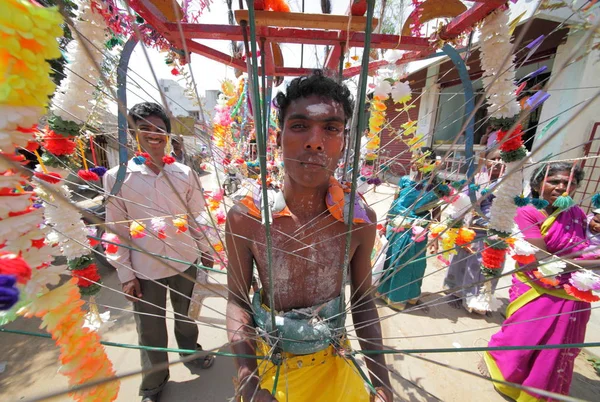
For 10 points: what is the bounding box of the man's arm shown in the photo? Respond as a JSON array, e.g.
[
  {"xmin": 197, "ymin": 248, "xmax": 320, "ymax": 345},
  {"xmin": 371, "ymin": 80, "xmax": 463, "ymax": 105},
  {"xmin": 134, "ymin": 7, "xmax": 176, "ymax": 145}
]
[
  {"xmin": 186, "ymin": 169, "xmax": 214, "ymax": 267},
  {"xmin": 225, "ymin": 207, "xmax": 275, "ymax": 401},
  {"xmin": 103, "ymin": 172, "xmax": 140, "ymax": 300},
  {"xmin": 350, "ymin": 207, "xmax": 393, "ymax": 401}
]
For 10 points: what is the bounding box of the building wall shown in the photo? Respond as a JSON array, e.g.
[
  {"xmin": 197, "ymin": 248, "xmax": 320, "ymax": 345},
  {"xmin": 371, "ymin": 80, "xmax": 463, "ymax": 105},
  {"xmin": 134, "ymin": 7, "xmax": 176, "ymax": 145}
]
[
  {"xmin": 159, "ymin": 78, "xmax": 196, "ymax": 118},
  {"xmin": 531, "ymin": 31, "xmax": 600, "ymax": 210}
]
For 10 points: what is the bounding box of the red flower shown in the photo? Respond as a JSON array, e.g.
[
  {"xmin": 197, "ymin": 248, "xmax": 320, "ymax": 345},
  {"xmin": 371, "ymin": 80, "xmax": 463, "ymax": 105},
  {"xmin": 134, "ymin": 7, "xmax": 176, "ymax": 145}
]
[
  {"xmin": 496, "ymin": 125, "xmax": 524, "ymax": 153},
  {"xmin": 171, "ymin": 68, "xmax": 180, "ymax": 76},
  {"xmin": 533, "ymin": 270, "xmax": 560, "ymax": 287},
  {"xmin": 0, "ymin": 252, "xmax": 32, "ymax": 284},
  {"xmin": 162, "ymin": 155, "xmax": 176, "ymax": 165},
  {"xmin": 482, "ymin": 247, "xmax": 506, "ymax": 270},
  {"xmin": 72, "ymin": 263, "xmax": 101, "ymax": 288},
  {"xmin": 77, "ymin": 169, "xmax": 100, "ymax": 182},
  {"xmin": 513, "ymin": 253, "xmax": 536, "ymax": 265},
  {"xmin": 24, "ymin": 140, "xmax": 39, "ymax": 152},
  {"xmin": 564, "ymin": 284, "xmax": 600, "ymax": 302},
  {"xmin": 88, "ymin": 237, "xmax": 100, "ymax": 247},
  {"xmin": 34, "ymin": 171, "xmax": 62, "ymax": 184},
  {"xmin": 42, "ymin": 130, "xmax": 76, "ymax": 156},
  {"xmin": 30, "ymin": 238, "xmax": 46, "ymax": 249}
]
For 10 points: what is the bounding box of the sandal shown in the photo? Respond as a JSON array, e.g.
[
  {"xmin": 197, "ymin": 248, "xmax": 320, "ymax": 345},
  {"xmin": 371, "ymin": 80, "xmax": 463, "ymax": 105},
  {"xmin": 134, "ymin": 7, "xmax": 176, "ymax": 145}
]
[{"xmin": 180, "ymin": 344, "xmax": 215, "ymax": 369}]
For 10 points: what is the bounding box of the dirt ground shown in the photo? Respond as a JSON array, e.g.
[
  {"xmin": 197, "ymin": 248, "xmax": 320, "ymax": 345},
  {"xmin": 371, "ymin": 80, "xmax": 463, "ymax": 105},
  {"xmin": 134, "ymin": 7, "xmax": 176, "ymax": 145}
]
[{"xmin": 1, "ymin": 181, "xmax": 599, "ymax": 401}]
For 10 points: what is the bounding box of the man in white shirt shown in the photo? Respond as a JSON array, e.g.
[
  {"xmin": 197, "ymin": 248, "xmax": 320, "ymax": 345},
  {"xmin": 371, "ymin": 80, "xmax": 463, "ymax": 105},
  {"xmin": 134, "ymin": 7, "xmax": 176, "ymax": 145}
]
[{"xmin": 103, "ymin": 102, "xmax": 214, "ymax": 402}]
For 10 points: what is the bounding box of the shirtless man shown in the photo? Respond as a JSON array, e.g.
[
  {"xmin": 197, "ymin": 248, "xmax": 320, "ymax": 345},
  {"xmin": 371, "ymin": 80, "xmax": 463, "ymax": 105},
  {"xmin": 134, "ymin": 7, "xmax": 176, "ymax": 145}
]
[{"xmin": 226, "ymin": 72, "xmax": 392, "ymax": 402}]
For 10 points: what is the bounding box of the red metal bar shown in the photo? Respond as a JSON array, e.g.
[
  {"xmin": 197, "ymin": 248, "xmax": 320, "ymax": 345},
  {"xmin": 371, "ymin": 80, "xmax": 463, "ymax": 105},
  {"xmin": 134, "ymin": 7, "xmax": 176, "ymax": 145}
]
[
  {"xmin": 166, "ymin": 23, "xmax": 431, "ymax": 50},
  {"xmin": 440, "ymin": 0, "xmax": 506, "ymax": 40},
  {"xmin": 324, "ymin": 45, "xmax": 342, "ymax": 71},
  {"xmin": 262, "ymin": 41, "xmax": 275, "ymax": 76},
  {"xmin": 184, "ymin": 40, "xmax": 247, "ymax": 70},
  {"xmin": 129, "ymin": 0, "xmax": 181, "ymax": 45}
]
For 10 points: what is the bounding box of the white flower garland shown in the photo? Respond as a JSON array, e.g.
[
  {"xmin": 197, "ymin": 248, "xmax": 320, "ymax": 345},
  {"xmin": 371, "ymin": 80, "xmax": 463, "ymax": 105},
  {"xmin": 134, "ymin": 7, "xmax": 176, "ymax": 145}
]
[
  {"xmin": 51, "ymin": 1, "xmax": 107, "ymax": 123},
  {"xmin": 36, "ymin": 183, "xmax": 90, "ymax": 260},
  {"xmin": 479, "ymin": 8, "xmax": 521, "ymax": 119},
  {"xmin": 487, "ymin": 162, "xmax": 524, "ymax": 234}
]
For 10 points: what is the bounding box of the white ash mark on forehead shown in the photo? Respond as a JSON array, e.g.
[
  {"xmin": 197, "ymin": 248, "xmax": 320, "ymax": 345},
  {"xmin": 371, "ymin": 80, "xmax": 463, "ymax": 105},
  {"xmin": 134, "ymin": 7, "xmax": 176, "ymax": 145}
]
[{"xmin": 306, "ymin": 103, "xmax": 331, "ymax": 117}]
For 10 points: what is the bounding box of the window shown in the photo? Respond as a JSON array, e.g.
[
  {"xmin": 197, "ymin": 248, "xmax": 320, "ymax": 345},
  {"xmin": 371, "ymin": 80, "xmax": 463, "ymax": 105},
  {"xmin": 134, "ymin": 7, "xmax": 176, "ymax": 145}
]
[{"xmin": 163, "ymin": 86, "xmax": 169, "ymax": 93}]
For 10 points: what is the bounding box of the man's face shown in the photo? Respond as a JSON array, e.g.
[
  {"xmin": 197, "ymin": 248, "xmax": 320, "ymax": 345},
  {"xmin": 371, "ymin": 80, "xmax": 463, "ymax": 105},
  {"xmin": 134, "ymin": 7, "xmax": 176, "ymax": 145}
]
[
  {"xmin": 590, "ymin": 214, "xmax": 600, "ymax": 234},
  {"xmin": 132, "ymin": 115, "xmax": 168, "ymax": 156},
  {"xmin": 279, "ymin": 95, "xmax": 346, "ymax": 188},
  {"xmin": 172, "ymin": 139, "xmax": 182, "ymax": 153}
]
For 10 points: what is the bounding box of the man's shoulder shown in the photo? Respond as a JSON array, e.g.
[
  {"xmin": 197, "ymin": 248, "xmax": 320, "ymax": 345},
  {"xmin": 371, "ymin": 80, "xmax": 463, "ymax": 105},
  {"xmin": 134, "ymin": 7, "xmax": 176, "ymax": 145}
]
[{"xmin": 226, "ymin": 204, "xmax": 258, "ymax": 232}]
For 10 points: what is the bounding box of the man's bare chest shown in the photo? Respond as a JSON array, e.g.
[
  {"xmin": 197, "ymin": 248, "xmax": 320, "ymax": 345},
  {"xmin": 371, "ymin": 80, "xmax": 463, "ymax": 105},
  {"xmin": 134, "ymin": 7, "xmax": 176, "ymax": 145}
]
[{"xmin": 249, "ymin": 216, "xmax": 354, "ymax": 309}]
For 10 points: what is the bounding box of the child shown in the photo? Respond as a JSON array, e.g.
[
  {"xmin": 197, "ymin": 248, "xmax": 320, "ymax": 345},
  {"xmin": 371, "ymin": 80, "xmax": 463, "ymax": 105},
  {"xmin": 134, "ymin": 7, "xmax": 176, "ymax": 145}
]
[{"xmin": 581, "ymin": 208, "xmax": 600, "ymax": 259}]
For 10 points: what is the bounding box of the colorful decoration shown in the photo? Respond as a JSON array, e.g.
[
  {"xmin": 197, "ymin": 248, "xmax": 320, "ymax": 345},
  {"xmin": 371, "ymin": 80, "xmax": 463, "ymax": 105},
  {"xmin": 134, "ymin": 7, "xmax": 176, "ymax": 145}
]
[{"xmin": 21, "ymin": 278, "xmax": 119, "ymax": 401}]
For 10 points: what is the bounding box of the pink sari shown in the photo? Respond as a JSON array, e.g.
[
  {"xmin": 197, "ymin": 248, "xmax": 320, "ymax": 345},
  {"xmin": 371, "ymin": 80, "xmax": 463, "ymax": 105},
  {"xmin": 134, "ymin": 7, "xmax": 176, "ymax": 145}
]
[{"xmin": 484, "ymin": 205, "xmax": 591, "ymax": 401}]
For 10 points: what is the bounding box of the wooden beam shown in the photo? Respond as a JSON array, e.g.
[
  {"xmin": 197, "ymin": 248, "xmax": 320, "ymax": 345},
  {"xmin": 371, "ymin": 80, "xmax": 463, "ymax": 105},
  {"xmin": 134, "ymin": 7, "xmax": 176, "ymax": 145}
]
[{"xmin": 234, "ymin": 10, "xmax": 379, "ymax": 31}]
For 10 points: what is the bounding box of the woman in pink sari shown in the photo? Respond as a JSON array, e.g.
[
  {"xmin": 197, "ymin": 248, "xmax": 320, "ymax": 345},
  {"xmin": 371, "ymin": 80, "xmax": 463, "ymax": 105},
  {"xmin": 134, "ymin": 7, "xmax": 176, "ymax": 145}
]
[{"xmin": 483, "ymin": 162, "xmax": 600, "ymax": 401}]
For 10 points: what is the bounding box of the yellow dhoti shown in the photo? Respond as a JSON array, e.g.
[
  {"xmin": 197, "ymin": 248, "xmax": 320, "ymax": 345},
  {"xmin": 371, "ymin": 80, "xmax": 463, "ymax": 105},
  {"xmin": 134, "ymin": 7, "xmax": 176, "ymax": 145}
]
[{"xmin": 256, "ymin": 340, "xmax": 371, "ymax": 402}]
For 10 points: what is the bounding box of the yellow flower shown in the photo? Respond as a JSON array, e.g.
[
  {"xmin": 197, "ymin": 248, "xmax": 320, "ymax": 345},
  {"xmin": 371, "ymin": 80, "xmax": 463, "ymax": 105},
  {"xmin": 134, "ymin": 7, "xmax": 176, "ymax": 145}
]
[
  {"xmin": 344, "ymin": 62, "xmax": 352, "ymax": 68},
  {"xmin": 371, "ymin": 100, "xmax": 387, "ymax": 112},
  {"xmin": 0, "ymin": 0, "xmax": 62, "ymax": 107},
  {"xmin": 401, "ymin": 120, "xmax": 417, "ymax": 136}
]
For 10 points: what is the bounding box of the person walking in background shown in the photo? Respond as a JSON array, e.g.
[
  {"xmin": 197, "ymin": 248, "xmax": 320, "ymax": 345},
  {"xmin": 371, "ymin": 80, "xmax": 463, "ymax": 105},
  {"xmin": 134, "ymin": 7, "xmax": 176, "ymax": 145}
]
[
  {"xmin": 376, "ymin": 148, "xmax": 449, "ymax": 311},
  {"xmin": 444, "ymin": 148, "xmax": 504, "ymax": 315}
]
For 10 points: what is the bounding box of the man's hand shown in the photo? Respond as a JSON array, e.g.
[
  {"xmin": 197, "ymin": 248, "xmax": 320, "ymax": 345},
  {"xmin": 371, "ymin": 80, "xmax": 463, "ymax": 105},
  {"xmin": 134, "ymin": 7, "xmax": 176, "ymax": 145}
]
[
  {"xmin": 122, "ymin": 278, "xmax": 142, "ymax": 302},
  {"xmin": 239, "ymin": 377, "xmax": 278, "ymax": 402},
  {"xmin": 200, "ymin": 252, "xmax": 214, "ymax": 268},
  {"xmin": 371, "ymin": 387, "xmax": 393, "ymax": 402}
]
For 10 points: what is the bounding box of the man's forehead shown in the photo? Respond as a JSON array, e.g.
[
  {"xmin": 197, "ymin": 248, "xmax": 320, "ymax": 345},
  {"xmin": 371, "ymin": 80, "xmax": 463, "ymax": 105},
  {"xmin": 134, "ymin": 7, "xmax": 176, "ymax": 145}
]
[{"xmin": 285, "ymin": 96, "xmax": 345, "ymax": 120}]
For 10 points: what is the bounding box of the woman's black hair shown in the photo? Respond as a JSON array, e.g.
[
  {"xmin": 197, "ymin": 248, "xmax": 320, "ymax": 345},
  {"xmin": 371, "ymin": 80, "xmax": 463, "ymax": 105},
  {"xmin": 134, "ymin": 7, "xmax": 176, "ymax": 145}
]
[
  {"xmin": 128, "ymin": 102, "xmax": 171, "ymax": 133},
  {"xmin": 530, "ymin": 161, "xmax": 585, "ymax": 198},
  {"xmin": 273, "ymin": 70, "xmax": 354, "ymax": 128}
]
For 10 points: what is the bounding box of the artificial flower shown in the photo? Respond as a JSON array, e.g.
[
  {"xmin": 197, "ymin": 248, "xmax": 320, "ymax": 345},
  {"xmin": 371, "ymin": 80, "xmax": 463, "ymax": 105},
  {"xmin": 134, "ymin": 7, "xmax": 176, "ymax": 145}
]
[
  {"xmin": 129, "ymin": 221, "xmax": 146, "ymax": 239},
  {"xmin": 101, "ymin": 233, "xmax": 120, "ymax": 254},
  {"xmin": 72, "ymin": 263, "xmax": 101, "ymax": 288},
  {"xmin": 77, "ymin": 169, "xmax": 100, "ymax": 182},
  {"xmin": 0, "ymin": 252, "xmax": 31, "ymax": 284},
  {"xmin": 569, "ymin": 270, "xmax": 600, "ymax": 292},
  {"xmin": 173, "ymin": 216, "xmax": 188, "ymax": 233},
  {"xmin": 391, "ymin": 81, "xmax": 411, "ymax": 104},
  {"xmin": 0, "ymin": 274, "xmax": 19, "ymax": 310},
  {"xmin": 563, "ymin": 284, "xmax": 600, "ymax": 303},
  {"xmin": 41, "ymin": 130, "xmax": 77, "ymax": 155},
  {"xmin": 537, "ymin": 258, "xmax": 566, "ymax": 278}
]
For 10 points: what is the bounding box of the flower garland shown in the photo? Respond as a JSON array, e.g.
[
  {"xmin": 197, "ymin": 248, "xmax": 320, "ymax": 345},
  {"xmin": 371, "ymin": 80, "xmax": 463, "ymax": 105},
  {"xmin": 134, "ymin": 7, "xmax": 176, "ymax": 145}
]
[
  {"xmin": 1, "ymin": 3, "xmax": 119, "ymax": 399},
  {"xmin": 0, "ymin": 0, "xmax": 63, "ymax": 151},
  {"xmin": 479, "ymin": 7, "xmax": 527, "ymax": 281},
  {"xmin": 45, "ymin": 0, "xmax": 108, "ymax": 173},
  {"xmin": 361, "ymin": 76, "xmax": 417, "ymax": 184},
  {"xmin": 0, "ymin": 1, "xmax": 64, "ymax": 318},
  {"xmin": 21, "ymin": 278, "xmax": 119, "ymax": 401}
]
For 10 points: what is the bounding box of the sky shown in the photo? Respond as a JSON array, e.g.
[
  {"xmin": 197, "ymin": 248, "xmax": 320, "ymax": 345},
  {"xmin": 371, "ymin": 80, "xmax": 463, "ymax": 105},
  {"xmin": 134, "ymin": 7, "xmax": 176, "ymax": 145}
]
[{"xmin": 124, "ymin": 0, "xmax": 352, "ymax": 111}]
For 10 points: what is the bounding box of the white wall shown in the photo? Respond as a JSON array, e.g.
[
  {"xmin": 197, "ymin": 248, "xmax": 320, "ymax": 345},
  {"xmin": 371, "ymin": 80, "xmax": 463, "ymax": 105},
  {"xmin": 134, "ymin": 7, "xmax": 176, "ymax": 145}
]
[
  {"xmin": 159, "ymin": 78, "xmax": 196, "ymax": 118},
  {"xmin": 530, "ymin": 31, "xmax": 600, "ymax": 162}
]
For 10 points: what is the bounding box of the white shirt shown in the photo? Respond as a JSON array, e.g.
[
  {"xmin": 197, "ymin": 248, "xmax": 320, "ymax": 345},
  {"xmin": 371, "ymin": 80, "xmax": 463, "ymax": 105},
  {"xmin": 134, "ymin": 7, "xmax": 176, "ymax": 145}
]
[{"xmin": 103, "ymin": 160, "xmax": 207, "ymax": 283}]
